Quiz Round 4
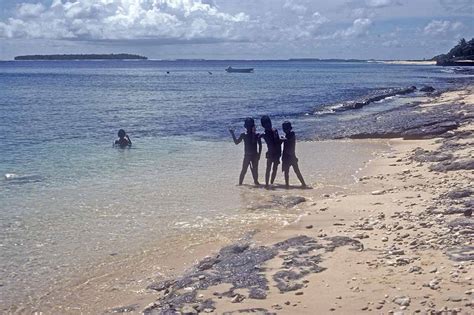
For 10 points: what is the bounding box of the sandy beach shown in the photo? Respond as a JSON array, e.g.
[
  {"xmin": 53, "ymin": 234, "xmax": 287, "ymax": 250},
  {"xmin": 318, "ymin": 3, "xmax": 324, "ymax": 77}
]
[
  {"xmin": 378, "ymin": 61, "xmax": 437, "ymax": 66},
  {"xmin": 135, "ymin": 86, "xmax": 473, "ymax": 315},
  {"xmin": 5, "ymin": 85, "xmax": 472, "ymax": 314}
]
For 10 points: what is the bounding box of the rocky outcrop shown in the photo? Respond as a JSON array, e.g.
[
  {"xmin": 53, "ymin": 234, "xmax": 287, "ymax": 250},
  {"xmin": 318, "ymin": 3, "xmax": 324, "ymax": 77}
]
[
  {"xmin": 143, "ymin": 235, "xmax": 362, "ymax": 314},
  {"xmin": 420, "ymin": 86, "xmax": 435, "ymax": 92},
  {"xmin": 315, "ymin": 102, "xmax": 471, "ymax": 140},
  {"xmin": 333, "ymin": 86, "xmax": 417, "ymax": 112}
]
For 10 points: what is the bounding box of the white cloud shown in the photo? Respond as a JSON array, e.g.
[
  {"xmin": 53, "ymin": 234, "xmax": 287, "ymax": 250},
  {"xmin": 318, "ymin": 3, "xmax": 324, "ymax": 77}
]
[
  {"xmin": 287, "ymin": 12, "xmax": 330, "ymax": 40},
  {"xmin": 312, "ymin": 12, "xmax": 330, "ymax": 25},
  {"xmin": 283, "ymin": 0, "xmax": 307, "ymax": 15},
  {"xmin": 0, "ymin": 0, "xmax": 249, "ymax": 43},
  {"xmin": 350, "ymin": 7, "xmax": 370, "ymax": 18},
  {"xmin": 423, "ymin": 20, "xmax": 464, "ymax": 36},
  {"xmin": 365, "ymin": 0, "xmax": 399, "ymax": 8},
  {"xmin": 17, "ymin": 3, "xmax": 46, "ymax": 18},
  {"xmin": 334, "ymin": 18, "xmax": 372, "ymax": 38}
]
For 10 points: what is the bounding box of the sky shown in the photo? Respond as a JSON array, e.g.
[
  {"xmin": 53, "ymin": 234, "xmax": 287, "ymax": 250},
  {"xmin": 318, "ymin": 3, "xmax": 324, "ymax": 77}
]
[{"xmin": 0, "ymin": 0, "xmax": 473, "ymax": 60}]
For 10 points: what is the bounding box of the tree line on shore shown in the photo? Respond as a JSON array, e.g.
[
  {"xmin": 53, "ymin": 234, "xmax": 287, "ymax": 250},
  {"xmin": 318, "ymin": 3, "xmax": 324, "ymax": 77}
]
[
  {"xmin": 14, "ymin": 53, "xmax": 147, "ymax": 60},
  {"xmin": 432, "ymin": 38, "xmax": 474, "ymax": 65}
]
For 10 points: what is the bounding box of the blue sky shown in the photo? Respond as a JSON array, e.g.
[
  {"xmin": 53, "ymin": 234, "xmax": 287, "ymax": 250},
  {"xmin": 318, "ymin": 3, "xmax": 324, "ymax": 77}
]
[{"xmin": 0, "ymin": 0, "xmax": 472, "ymax": 60}]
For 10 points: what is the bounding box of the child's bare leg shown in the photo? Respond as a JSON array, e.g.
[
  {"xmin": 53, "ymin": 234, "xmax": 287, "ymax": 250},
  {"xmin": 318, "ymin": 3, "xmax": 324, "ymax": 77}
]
[
  {"xmin": 239, "ymin": 157, "xmax": 251, "ymax": 185},
  {"xmin": 250, "ymin": 157, "xmax": 260, "ymax": 185},
  {"xmin": 265, "ymin": 159, "xmax": 272, "ymax": 187},
  {"xmin": 293, "ymin": 163, "xmax": 306, "ymax": 187},
  {"xmin": 270, "ymin": 162, "xmax": 278, "ymax": 184},
  {"xmin": 284, "ymin": 170, "xmax": 289, "ymax": 188}
]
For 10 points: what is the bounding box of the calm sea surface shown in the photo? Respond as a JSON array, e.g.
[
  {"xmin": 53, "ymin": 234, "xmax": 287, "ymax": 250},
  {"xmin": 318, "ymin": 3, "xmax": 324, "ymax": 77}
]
[{"xmin": 0, "ymin": 60, "xmax": 467, "ymax": 308}]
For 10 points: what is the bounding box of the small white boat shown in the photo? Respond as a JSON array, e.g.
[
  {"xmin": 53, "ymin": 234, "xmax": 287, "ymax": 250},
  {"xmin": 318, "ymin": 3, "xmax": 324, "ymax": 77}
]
[{"xmin": 225, "ymin": 66, "xmax": 254, "ymax": 73}]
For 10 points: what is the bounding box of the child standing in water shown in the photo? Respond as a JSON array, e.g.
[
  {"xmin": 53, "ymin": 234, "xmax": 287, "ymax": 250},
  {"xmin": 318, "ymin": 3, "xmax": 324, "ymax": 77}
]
[
  {"xmin": 229, "ymin": 118, "xmax": 262, "ymax": 186},
  {"xmin": 114, "ymin": 129, "xmax": 132, "ymax": 148},
  {"xmin": 281, "ymin": 121, "xmax": 306, "ymax": 188},
  {"xmin": 260, "ymin": 115, "xmax": 282, "ymax": 188}
]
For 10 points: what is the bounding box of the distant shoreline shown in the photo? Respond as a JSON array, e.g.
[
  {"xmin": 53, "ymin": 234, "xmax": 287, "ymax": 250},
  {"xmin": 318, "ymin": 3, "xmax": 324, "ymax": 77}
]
[
  {"xmin": 376, "ymin": 60, "xmax": 437, "ymax": 65},
  {"xmin": 8, "ymin": 57, "xmax": 438, "ymax": 64},
  {"xmin": 13, "ymin": 53, "xmax": 148, "ymax": 61}
]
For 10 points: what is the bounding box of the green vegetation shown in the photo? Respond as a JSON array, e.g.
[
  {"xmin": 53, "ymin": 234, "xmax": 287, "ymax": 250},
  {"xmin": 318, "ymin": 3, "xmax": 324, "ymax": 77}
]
[
  {"xmin": 432, "ymin": 38, "xmax": 474, "ymax": 66},
  {"xmin": 14, "ymin": 53, "xmax": 147, "ymax": 60}
]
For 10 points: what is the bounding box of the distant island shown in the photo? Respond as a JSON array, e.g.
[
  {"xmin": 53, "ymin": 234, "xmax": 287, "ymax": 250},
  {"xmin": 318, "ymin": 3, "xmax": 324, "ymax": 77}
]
[
  {"xmin": 432, "ymin": 38, "xmax": 474, "ymax": 66},
  {"xmin": 14, "ymin": 53, "xmax": 148, "ymax": 61},
  {"xmin": 288, "ymin": 58, "xmax": 367, "ymax": 62}
]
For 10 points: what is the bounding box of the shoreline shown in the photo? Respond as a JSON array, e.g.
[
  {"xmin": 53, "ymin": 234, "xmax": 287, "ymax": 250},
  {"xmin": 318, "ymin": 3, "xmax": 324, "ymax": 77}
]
[
  {"xmin": 4, "ymin": 85, "xmax": 473, "ymax": 314},
  {"xmin": 139, "ymin": 85, "xmax": 473, "ymax": 314},
  {"xmin": 5, "ymin": 140, "xmax": 389, "ymax": 314},
  {"xmin": 377, "ymin": 60, "xmax": 437, "ymax": 65}
]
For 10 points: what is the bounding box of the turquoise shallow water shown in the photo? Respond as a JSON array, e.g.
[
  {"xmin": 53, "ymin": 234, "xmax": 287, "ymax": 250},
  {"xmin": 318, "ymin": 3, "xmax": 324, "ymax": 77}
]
[{"xmin": 0, "ymin": 60, "xmax": 466, "ymax": 308}]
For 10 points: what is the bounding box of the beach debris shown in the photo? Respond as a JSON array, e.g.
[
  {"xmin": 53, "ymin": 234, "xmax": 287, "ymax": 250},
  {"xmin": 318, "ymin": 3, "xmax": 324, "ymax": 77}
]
[
  {"xmin": 371, "ymin": 190, "xmax": 385, "ymax": 195},
  {"xmin": 249, "ymin": 288, "xmax": 267, "ymax": 299},
  {"xmin": 222, "ymin": 308, "xmax": 275, "ymax": 315},
  {"xmin": 408, "ymin": 266, "xmax": 422, "ymax": 274},
  {"xmin": 147, "ymin": 280, "xmax": 173, "ymax": 292},
  {"xmin": 353, "ymin": 233, "xmax": 369, "ymax": 239},
  {"xmin": 393, "ymin": 296, "xmax": 411, "ymax": 306},
  {"xmin": 231, "ymin": 294, "xmax": 245, "ymax": 303},
  {"xmin": 108, "ymin": 304, "xmax": 139, "ymax": 313},
  {"xmin": 425, "ymin": 278, "xmax": 440, "ymax": 290},
  {"xmin": 181, "ymin": 305, "xmax": 198, "ymax": 314},
  {"xmin": 447, "ymin": 296, "xmax": 463, "ymax": 302}
]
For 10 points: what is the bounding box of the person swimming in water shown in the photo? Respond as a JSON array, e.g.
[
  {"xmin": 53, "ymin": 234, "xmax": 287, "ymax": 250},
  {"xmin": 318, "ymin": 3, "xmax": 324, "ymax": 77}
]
[
  {"xmin": 229, "ymin": 118, "xmax": 262, "ymax": 186},
  {"xmin": 281, "ymin": 121, "xmax": 306, "ymax": 188},
  {"xmin": 260, "ymin": 115, "xmax": 282, "ymax": 188},
  {"xmin": 114, "ymin": 129, "xmax": 132, "ymax": 148}
]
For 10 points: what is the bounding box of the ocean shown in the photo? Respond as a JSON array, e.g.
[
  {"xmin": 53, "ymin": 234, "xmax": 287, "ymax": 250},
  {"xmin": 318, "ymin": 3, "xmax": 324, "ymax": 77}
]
[{"xmin": 0, "ymin": 60, "xmax": 468, "ymax": 309}]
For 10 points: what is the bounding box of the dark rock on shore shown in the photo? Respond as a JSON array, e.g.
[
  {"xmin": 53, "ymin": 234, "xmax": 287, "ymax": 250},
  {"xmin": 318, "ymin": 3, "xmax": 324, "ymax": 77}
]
[
  {"xmin": 442, "ymin": 189, "xmax": 472, "ymax": 200},
  {"xmin": 312, "ymin": 89, "xmax": 473, "ymax": 140},
  {"xmin": 143, "ymin": 235, "xmax": 363, "ymax": 314},
  {"xmin": 147, "ymin": 280, "xmax": 174, "ymax": 292},
  {"xmin": 420, "ymin": 86, "xmax": 436, "ymax": 92},
  {"xmin": 446, "ymin": 246, "xmax": 474, "ymax": 261},
  {"xmin": 324, "ymin": 236, "xmax": 364, "ymax": 252},
  {"xmin": 273, "ymin": 195, "xmax": 306, "ymax": 208},
  {"xmin": 429, "ymin": 159, "xmax": 474, "ymax": 172},
  {"xmin": 412, "ymin": 148, "xmax": 453, "ymax": 162},
  {"xmin": 443, "ymin": 208, "xmax": 469, "ymax": 215},
  {"xmin": 247, "ymin": 195, "xmax": 306, "ymax": 211},
  {"xmin": 222, "ymin": 308, "xmax": 276, "ymax": 315},
  {"xmin": 400, "ymin": 121, "xmax": 459, "ymax": 139},
  {"xmin": 448, "ymin": 217, "xmax": 474, "ymax": 229},
  {"xmin": 333, "ymin": 86, "xmax": 417, "ymax": 112}
]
